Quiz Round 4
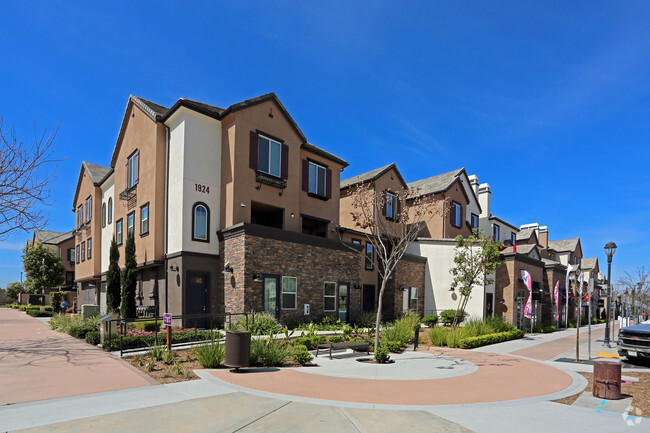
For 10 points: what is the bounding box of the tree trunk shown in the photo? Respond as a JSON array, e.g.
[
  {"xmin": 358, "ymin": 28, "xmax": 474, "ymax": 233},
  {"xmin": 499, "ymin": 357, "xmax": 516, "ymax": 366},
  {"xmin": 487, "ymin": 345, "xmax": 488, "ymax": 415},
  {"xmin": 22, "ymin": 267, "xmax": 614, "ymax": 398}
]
[{"xmin": 375, "ymin": 278, "xmax": 388, "ymax": 352}]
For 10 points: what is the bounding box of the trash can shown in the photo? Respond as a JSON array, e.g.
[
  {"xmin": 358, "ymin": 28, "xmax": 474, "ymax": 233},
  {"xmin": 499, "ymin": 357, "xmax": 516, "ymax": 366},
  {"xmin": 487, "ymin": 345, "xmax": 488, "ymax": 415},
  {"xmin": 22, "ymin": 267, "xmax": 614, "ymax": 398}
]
[
  {"xmin": 224, "ymin": 330, "xmax": 251, "ymax": 369},
  {"xmin": 593, "ymin": 360, "xmax": 621, "ymax": 399}
]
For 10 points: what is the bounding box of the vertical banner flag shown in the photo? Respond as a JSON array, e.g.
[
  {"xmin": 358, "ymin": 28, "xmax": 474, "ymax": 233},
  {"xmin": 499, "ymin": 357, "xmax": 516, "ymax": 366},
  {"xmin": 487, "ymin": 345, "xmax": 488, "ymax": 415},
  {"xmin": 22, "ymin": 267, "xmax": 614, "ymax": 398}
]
[
  {"xmin": 521, "ymin": 269, "xmax": 533, "ymax": 319},
  {"xmin": 565, "ymin": 264, "xmax": 573, "ymax": 302},
  {"xmin": 578, "ymin": 270, "xmax": 584, "ymax": 307},
  {"xmin": 554, "ymin": 280, "xmax": 560, "ymax": 321}
]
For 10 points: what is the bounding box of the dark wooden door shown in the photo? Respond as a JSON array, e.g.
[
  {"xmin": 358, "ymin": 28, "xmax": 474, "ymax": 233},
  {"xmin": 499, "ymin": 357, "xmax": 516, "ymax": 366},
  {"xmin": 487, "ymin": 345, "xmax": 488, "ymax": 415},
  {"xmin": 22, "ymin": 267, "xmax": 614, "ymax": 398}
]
[
  {"xmin": 363, "ymin": 285, "xmax": 375, "ymax": 313},
  {"xmin": 186, "ymin": 273, "xmax": 208, "ymax": 328}
]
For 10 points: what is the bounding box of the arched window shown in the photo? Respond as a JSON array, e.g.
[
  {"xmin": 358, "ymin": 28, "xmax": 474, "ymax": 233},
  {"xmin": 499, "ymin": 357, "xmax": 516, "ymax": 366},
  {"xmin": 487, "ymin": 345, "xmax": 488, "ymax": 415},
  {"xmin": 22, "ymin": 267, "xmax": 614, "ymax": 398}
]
[
  {"xmin": 102, "ymin": 203, "xmax": 107, "ymax": 228},
  {"xmin": 107, "ymin": 198, "xmax": 113, "ymax": 224},
  {"xmin": 192, "ymin": 203, "xmax": 209, "ymax": 242}
]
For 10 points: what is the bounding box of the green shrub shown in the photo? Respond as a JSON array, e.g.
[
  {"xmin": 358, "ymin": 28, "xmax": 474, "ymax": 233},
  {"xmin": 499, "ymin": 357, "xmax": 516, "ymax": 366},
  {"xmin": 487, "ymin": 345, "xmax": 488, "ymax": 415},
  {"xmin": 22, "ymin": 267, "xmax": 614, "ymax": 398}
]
[
  {"xmin": 457, "ymin": 329, "xmax": 525, "ymax": 349},
  {"xmin": 428, "ymin": 327, "xmax": 449, "ymax": 346},
  {"xmin": 445, "ymin": 327, "xmax": 469, "ymax": 348},
  {"xmin": 27, "ymin": 305, "xmax": 41, "ymax": 311},
  {"xmin": 293, "ymin": 336, "xmax": 321, "ymax": 350},
  {"xmin": 148, "ymin": 344, "xmax": 164, "ymax": 361},
  {"xmin": 381, "ymin": 313, "xmax": 419, "ymax": 346},
  {"xmin": 440, "ymin": 309, "xmax": 467, "ymax": 326},
  {"xmin": 20, "ymin": 305, "xmax": 27, "ymax": 311},
  {"xmin": 231, "ymin": 313, "xmax": 281, "ymax": 335},
  {"xmin": 136, "ymin": 321, "xmax": 160, "ymax": 332},
  {"xmin": 162, "ymin": 350, "xmax": 175, "ymax": 365},
  {"xmin": 101, "ymin": 330, "xmax": 221, "ymax": 351},
  {"xmin": 252, "ymin": 334, "xmax": 290, "ymax": 367},
  {"xmin": 374, "ymin": 345, "xmax": 390, "ymax": 363},
  {"xmin": 329, "ymin": 335, "xmax": 344, "ymax": 343},
  {"xmin": 27, "ymin": 309, "xmax": 53, "ymax": 317},
  {"xmin": 355, "ymin": 312, "xmax": 377, "ymax": 328},
  {"xmin": 85, "ymin": 331, "xmax": 100, "ymax": 346},
  {"xmin": 292, "ymin": 344, "xmax": 312, "ymax": 365},
  {"xmin": 44, "ymin": 306, "xmax": 53, "ymax": 312},
  {"xmin": 50, "ymin": 315, "xmax": 99, "ymax": 339},
  {"xmin": 422, "ymin": 315, "xmax": 439, "ymax": 327},
  {"xmin": 383, "ymin": 340, "xmax": 402, "ymax": 352},
  {"xmin": 194, "ymin": 337, "xmax": 225, "ymax": 368}
]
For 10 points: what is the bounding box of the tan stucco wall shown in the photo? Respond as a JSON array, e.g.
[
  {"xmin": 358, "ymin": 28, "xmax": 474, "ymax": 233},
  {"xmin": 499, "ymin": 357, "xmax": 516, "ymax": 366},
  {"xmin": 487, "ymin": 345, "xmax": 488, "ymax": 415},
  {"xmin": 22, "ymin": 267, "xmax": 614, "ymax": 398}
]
[{"xmin": 73, "ymin": 167, "xmax": 102, "ymax": 281}]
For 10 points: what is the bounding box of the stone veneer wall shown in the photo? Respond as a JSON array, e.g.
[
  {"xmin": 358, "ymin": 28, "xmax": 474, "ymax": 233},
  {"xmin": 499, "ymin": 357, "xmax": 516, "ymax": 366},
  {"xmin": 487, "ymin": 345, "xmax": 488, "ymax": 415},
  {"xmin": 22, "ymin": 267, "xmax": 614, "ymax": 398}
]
[
  {"xmin": 542, "ymin": 266, "xmax": 567, "ymax": 324},
  {"xmin": 495, "ymin": 255, "xmax": 545, "ymax": 326},
  {"xmin": 388, "ymin": 255, "xmax": 426, "ymax": 319}
]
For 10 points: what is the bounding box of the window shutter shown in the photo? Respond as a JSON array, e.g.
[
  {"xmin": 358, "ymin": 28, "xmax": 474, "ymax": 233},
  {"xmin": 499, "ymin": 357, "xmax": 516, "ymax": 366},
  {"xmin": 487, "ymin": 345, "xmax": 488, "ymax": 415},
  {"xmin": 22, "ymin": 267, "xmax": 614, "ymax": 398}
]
[
  {"xmin": 382, "ymin": 191, "xmax": 387, "ymax": 216},
  {"xmin": 124, "ymin": 161, "xmax": 128, "ymax": 188},
  {"xmin": 89, "ymin": 197, "xmax": 92, "ymax": 221},
  {"xmin": 450, "ymin": 203, "xmax": 455, "ymax": 225},
  {"xmin": 134, "ymin": 150, "xmax": 139, "ymax": 184},
  {"xmin": 249, "ymin": 131, "xmax": 259, "ymax": 170},
  {"xmin": 459, "ymin": 205, "xmax": 463, "ymax": 227},
  {"xmin": 302, "ymin": 159, "xmax": 309, "ymax": 192},
  {"xmin": 281, "ymin": 143, "xmax": 289, "ymax": 179},
  {"xmin": 325, "ymin": 168, "xmax": 332, "ymax": 199}
]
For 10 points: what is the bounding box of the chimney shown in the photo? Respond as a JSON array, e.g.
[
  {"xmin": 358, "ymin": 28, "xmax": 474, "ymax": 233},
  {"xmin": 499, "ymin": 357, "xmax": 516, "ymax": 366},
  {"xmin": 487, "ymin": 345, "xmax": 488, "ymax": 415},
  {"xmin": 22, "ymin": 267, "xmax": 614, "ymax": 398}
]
[
  {"xmin": 539, "ymin": 226, "xmax": 549, "ymax": 250},
  {"xmin": 468, "ymin": 174, "xmax": 479, "ymax": 198},
  {"xmin": 478, "ymin": 183, "xmax": 491, "ymax": 217}
]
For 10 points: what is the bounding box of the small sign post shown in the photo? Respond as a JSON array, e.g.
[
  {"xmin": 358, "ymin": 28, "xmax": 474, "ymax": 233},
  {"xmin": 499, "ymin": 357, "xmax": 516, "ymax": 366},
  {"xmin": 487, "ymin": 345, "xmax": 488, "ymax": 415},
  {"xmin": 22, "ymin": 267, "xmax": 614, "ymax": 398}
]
[{"xmin": 163, "ymin": 313, "xmax": 172, "ymax": 351}]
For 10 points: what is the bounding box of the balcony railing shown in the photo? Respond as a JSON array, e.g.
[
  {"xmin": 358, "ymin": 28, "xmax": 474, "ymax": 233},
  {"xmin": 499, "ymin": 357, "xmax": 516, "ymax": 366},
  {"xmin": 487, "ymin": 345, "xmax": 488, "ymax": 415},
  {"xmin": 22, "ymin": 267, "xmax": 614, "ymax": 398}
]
[{"xmin": 119, "ymin": 184, "xmax": 137, "ymax": 201}]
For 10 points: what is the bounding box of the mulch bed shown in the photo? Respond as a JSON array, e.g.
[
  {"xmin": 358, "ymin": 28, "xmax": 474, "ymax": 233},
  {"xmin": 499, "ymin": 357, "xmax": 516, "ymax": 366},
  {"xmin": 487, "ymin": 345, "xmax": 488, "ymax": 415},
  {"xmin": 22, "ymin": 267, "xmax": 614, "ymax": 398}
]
[{"xmin": 553, "ymin": 372, "xmax": 650, "ymax": 417}]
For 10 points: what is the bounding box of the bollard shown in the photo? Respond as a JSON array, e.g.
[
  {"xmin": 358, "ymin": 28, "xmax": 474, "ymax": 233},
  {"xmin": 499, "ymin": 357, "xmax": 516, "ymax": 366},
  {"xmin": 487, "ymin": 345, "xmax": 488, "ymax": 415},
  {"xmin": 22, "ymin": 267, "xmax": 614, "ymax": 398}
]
[{"xmin": 413, "ymin": 324, "xmax": 420, "ymax": 351}]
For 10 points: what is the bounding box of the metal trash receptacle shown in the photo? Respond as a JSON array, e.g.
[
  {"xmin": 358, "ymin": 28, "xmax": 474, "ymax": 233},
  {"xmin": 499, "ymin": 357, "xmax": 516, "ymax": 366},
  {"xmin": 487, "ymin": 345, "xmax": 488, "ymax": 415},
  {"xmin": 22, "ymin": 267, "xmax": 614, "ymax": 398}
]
[
  {"xmin": 593, "ymin": 360, "xmax": 621, "ymax": 399},
  {"xmin": 225, "ymin": 330, "xmax": 251, "ymax": 368}
]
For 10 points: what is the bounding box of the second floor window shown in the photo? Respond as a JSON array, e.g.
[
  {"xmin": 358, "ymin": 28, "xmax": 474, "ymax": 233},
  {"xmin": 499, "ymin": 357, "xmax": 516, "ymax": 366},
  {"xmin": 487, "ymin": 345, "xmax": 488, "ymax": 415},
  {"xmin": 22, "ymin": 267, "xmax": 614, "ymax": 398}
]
[
  {"xmin": 471, "ymin": 213, "xmax": 479, "ymax": 233},
  {"xmin": 81, "ymin": 241, "xmax": 86, "ymax": 261},
  {"xmin": 127, "ymin": 212, "xmax": 135, "ymax": 238},
  {"xmin": 102, "ymin": 203, "xmax": 106, "ymax": 228},
  {"xmin": 493, "ymin": 224, "xmax": 500, "ymax": 241},
  {"xmin": 76, "ymin": 245, "xmax": 80, "ymax": 264},
  {"xmin": 365, "ymin": 243, "xmax": 374, "ymax": 270},
  {"xmin": 85, "ymin": 197, "xmax": 92, "ymax": 223},
  {"xmin": 126, "ymin": 150, "xmax": 139, "ymax": 189},
  {"xmin": 385, "ymin": 192, "xmax": 399, "ymax": 220},
  {"xmin": 258, "ymin": 135, "xmax": 281, "ymax": 177},
  {"xmin": 107, "ymin": 198, "xmax": 113, "ymax": 224},
  {"xmin": 193, "ymin": 203, "xmax": 209, "ymax": 242},
  {"xmin": 308, "ymin": 162, "xmax": 327, "ymax": 196},
  {"xmin": 77, "ymin": 205, "xmax": 83, "ymax": 228},
  {"xmin": 140, "ymin": 203, "xmax": 149, "ymax": 235},
  {"xmin": 450, "ymin": 202, "xmax": 462, "ymax": 228},
  {"xmin": 87, "ymin": 238, "xmax": 92, "ymax": 259},
  {"xmin": 68, "ymin": 248, "xmax": 75, "ymax": 263},
  {"xmin": 116, "ymin": 219, "xmax": 123, "ymax": 245},
  {"xmin": 511, "ymin": 232, "xmax": 516, "ymax": 245}
]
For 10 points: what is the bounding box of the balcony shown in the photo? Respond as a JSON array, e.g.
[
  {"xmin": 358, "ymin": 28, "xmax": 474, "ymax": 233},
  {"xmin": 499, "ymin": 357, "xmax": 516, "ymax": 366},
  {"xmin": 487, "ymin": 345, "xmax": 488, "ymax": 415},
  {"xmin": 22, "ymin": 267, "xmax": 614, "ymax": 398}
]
[
  {"xmin": 119, "ymin": 184, "xmax": 137, "ymax": 201},
  {"xmin": 255, "ymin": 171, "xmax": 286, "ymax": 191}
]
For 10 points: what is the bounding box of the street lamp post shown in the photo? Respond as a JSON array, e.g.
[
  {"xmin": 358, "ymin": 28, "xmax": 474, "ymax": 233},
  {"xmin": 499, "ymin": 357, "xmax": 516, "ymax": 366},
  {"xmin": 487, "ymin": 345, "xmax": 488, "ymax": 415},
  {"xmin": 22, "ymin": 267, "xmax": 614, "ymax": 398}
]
[{"xmin": 604, "ymin": 241, "xmax": 617, "ymax": 346}]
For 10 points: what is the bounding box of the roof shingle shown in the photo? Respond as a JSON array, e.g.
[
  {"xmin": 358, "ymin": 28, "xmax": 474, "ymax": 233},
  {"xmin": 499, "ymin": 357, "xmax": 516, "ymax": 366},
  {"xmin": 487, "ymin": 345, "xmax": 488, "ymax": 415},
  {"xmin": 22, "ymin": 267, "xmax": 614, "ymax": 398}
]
[{"xmin": 407, "ymin": 168, "xmax": 464, "ymax": 198}]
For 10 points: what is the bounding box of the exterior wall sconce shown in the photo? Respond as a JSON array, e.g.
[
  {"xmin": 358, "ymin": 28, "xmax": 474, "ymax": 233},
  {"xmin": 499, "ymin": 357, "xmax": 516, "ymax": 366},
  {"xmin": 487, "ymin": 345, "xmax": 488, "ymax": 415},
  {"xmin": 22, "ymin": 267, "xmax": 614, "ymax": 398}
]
[
  {"xmin": 499, "ymin": 299, "xmax": 506, "ymax": 304},
  {"xmin": 290, "ymin": 212, "xmax": 295, "ymax": 218},
  {"xmin": 169, "ymin": 265, "xmax": 179, "ymax": 272},
  {"xmin": 353, "ymin": 283, "xmax": 361, "ymax": 290},
  {"xmin": 400, "ymin": 286, "xmax": 408, "ymax": 292},
  {"xmin": 449, "ymin": 287, "xmax": 455, "ymax": 292},
  {"xmin": 253, "ymin": 273, "xmax": 263, "ymax": 282},
  {"xmin": 222, "ymin": 263, "xmax": 234, "ymax": 274}
]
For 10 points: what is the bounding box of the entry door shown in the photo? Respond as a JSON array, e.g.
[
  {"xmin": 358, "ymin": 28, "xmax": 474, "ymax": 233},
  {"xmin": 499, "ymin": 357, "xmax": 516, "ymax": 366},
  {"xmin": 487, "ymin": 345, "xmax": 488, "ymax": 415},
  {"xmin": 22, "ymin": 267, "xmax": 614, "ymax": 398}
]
[
  {"xmin": 363, "ymin": 285, "xmax": 375, "ymax": 313},
  {"xmin": 187, "ymin": 273, "xmax": 208, "ymax": 328},
  {"xmin": 485, "ymin": 293, "xmax": 494, "ymax": 317},
  {"xmin": 338, "ymin": 282, "xmax": 350, "ymax": 322},
  {"xmin": 263, "ymin": 275, "xmax": 281, "ymax": 319}
]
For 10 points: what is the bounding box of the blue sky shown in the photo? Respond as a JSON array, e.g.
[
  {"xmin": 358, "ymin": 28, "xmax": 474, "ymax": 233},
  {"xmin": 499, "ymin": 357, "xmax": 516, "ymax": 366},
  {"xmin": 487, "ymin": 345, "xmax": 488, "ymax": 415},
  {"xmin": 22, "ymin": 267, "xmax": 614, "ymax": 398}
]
[{"xmin": 1, "ymin": 2, "xmax": 648, "ymax": 288}]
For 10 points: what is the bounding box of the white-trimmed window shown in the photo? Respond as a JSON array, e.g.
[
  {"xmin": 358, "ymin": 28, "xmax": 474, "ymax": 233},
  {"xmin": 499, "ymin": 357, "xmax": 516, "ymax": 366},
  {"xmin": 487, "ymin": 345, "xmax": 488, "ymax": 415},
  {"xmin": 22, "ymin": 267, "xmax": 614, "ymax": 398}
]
[
  {"xmin": 258, "ymin": 135, "xmax": 281, "ymax": 177},
  {"xmin": 471, "ymin": 213, "xmax": 479, "ymax": 233},
  {"xmin": 324, "ymin": 282, "xmax": 337, "ymax": 311},
  {"xmin": 192, "ymin": 203, "xmax": 209, "ymax": 242},
  {"xmin": 127, "ymin": 151, "xmax": 139, "ymax": 188},
  {"xmin": 87, "ymin": 238, "xmax": 92, "ymax": 259},
  {"xmin": 81, "ymin": 241, "xmax": 86, "ymax": 261},
  {"xmin": 116, "ymin": 219, "xmax": 123, "ymax": 245},
  {"xmin": 385, "ymin": 192, "xmax": 398, "ymax": 220},
  {"xmin": 140, "ymin": 203, "xmax": 149, "ymax": 235},
  {"xmin": 308, "ymin": 161, "xmax": 326, "ymax": 196},
  {"xmin": 281, "ymin": 276, "xmax": 297, "ymax": 310},
  {"xmin": 493, "ymin": 224, "xmax": 500, "ymax": 241},
  {"xmin": 107, "ymin": 198, "xmax": 113, "ymax": 224},
  {"xmin": 127, "ymin": 212, "xmax": 135, "ymax": 238},
  {"xmin": 85, "ymin": 197, "xmax": 92, "ymax": 223}
]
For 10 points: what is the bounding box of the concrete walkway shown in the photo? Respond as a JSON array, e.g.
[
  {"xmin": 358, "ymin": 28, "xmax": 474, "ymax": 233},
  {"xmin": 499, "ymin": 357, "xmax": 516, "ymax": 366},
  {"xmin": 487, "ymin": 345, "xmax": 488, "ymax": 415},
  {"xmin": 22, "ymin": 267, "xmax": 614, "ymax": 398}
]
[{"xmin": 0, "ymin": 308, "xmax": 156, "ymax": 405}]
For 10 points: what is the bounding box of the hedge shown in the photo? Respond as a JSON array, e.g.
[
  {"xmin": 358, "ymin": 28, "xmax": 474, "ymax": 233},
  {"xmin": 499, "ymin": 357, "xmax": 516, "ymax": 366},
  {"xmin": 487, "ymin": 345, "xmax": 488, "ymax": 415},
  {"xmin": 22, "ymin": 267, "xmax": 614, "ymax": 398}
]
[
  {"xmin": 457, "ymin": 329, "xmax": 525, "ymax": 349},
  {"xmin": 27, "ymin": 309, "xmax": 54, "ymax": 317},
  {"xmin": 102, "ymin": 330, "xmax": 222, "ymax": 351}
]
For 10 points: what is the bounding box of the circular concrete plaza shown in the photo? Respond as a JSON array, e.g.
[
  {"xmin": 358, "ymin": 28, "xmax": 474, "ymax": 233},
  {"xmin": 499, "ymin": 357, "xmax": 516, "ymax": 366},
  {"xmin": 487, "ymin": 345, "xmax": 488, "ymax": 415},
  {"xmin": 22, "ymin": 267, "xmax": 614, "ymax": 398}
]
[{"xmin": 210, "ymin": 347, "xmax": 576, "ymax": 406}]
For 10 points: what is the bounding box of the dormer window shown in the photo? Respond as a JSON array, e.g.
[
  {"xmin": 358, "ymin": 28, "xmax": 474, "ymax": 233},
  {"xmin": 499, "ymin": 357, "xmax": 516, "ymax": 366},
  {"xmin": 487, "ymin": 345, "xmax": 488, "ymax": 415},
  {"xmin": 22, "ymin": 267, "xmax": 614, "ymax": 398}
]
[{"xmin": 126, "ymin": 150, "xmax": 139, "ymax": 189}]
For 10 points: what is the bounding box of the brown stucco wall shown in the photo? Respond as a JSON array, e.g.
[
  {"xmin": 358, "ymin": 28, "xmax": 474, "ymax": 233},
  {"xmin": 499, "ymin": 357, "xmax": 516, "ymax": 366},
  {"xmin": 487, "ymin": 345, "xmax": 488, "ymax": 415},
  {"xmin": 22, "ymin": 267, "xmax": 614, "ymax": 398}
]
[{"xmin": 73, "ymin": 167, "xmax": 102, "ymax": 282}]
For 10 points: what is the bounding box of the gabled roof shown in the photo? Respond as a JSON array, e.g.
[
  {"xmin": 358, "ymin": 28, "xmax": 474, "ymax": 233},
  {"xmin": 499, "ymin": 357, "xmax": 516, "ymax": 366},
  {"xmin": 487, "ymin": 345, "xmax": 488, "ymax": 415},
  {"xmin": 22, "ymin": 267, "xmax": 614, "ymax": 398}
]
[
  {"xmin": 340, "ymin": 163, "xmax": 406, "ymax": 190},
  {"xmin": 548, "ymin": 238, "xmax": 580, "ymax": 253},
  {"xmin": 502, "ymin": 244, "xmax": 539, "ymax": 256},
  {"xmin": 83, "ymin": 162, "xmax": 112, "ymax": 186},
  {"xmin": 302, "ymin": 142, "xmax": 348, "ymax": 167},
  {"xmin": 407, "ymin": 168, "xmax": 464, "ymax": 198},
  {"xmin": 489, "ymin": 215, "xmax": 520, "ymax": 232},
  {"xmin": 33, "ymin": 229, "xmax": 74, "ymax": 245},
  {"xmin": 581, "ymin": 257, "xmax": 598, "ymax": 270},
  {"xmin": 516, "ymin": 229, "xmax": 536, "ymax": 241}
]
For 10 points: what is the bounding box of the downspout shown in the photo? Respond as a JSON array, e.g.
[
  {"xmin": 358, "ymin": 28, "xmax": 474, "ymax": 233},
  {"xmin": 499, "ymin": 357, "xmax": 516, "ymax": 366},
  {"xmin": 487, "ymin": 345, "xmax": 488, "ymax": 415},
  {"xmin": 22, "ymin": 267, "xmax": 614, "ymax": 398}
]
[{"xmin": 164, "ymin": 124, "xmax": 170, "ymax": 314}]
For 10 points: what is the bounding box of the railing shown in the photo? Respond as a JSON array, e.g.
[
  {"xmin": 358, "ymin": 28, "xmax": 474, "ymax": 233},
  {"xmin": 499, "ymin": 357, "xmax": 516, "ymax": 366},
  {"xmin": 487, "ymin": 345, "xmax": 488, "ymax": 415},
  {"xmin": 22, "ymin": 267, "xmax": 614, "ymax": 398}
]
[{"xmin": 103, "ymin": 312, "xmax": 252, "ymax": 357}]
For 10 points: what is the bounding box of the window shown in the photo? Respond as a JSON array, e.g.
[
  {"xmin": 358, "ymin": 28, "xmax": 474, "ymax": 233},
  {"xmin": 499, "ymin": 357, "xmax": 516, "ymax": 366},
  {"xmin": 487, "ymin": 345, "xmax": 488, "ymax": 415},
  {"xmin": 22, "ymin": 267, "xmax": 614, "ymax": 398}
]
[
  {"xmin": 281, "ymin": 276, "xmax": 297, "ymax": 310},
  {"xmin": 65, "ymin": 272, "xmax": 74, "ymax": 285},
  {"xmin": 192, "ymin": 203, "xmax": 209, "ymax": 242},
  {"xmin": 450, "ymin": 202, "xmax": 462, "ymax": 228},
  {"xmin": 75, "ymin": 245, "xmax": 80, "ymax": 264},
  {"xmin": 81, "ymin": 241, "xmax": 86, "ymax": 261},
  {"xmin": 127, "ymin": 212, "xmax": 135, "ymax": 238},
  {"xmin": 574, "ymin": 256, "xmax": 580, "ymax": 265},
  {"xmin": 77, "ymin": 205, "xmax": 83, "ymax": 228},
  {"xmin": 410, "ymin": 287, "xmax": 418, "ymax": 311},
  {"xmin": 258, "ymin": 135, "xmax": 281, "ymax": 177},
  {"xmin": 87, "ymin": 238, "xmax": 92, "ymax": 259},
  {"xmin": 107, "ymin": 198, "xmax": 112, "ymax": 224},
  {"xmin": 85, "ymin": 197, "xmax": 92, "ymax": 223},
  {"xmin": 493, "ymin": 224, "xmax": 500, "ymax": 241},
  {"xmin": 140, "ymin": 203, "xmax": 149, "ymax": 235},
  {"xmin": 116, "ymin": 219, "xmax": 123, "ymax": 245},
  {"xmin": 471, "ymin": 213, "xmax": 479, "ymax": 233},
  {"xmin": 511, "ymin": 232, "xmax": 517, "ymax": 245},
  {"xmin": 365, "ymin": 243, "xmax": 374, "ymax": 270},
  {"xmin": 68, "ymin": 248, "xmax": 75, "ymax": 263},
  {"xmin": 385, "ymin": 192, "xmax": 399, "ymax": 220},
  {"xmin": 127, "ymin": 151, "xmax": 139, "ymax": 188},
  {"xmin": 102, "ymin": 203, "xmax": 106, "ymax": 228},
  {"xmin": 324, "ymin": 282, "xmax": 337, "ymax": 311},
  {"xmin": 351, "ymin": 239, "xmax": 362, "ymax": 245},
  {"xmin": 308, "ymin": 161, "xmax": 326, "ymax": 196}
]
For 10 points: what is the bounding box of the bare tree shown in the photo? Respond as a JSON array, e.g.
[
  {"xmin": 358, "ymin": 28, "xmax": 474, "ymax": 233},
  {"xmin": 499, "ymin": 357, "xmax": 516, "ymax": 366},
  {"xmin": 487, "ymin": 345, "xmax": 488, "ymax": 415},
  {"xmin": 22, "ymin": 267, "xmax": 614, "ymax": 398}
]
[
  {"xmin": 341, "ymin": 181, "xmax": 443, "ymax": 351},
  {"xmin": 618, "ymin": 267, "xmax": 649, "ymax": 319},
  {"xmin": 0, "ymin": 119, "xmax": 59, "ymax": 240}
]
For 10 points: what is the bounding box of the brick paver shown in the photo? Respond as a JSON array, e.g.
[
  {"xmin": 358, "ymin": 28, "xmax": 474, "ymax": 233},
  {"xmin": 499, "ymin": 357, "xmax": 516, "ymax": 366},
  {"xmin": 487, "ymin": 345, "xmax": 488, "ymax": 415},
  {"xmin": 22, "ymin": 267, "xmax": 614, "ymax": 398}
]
[{"xmin": 0, "ymin": 308, "xmax": 156, "ymax": 405}]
